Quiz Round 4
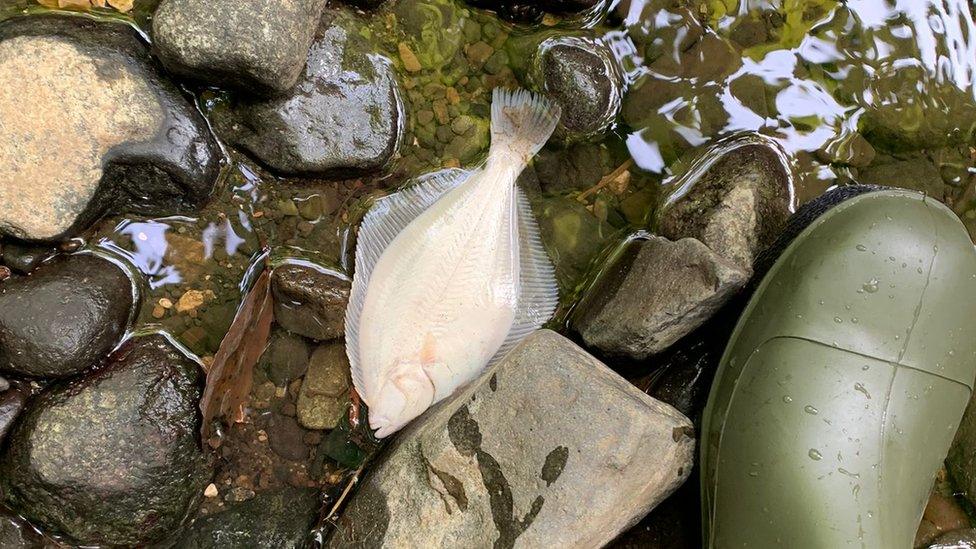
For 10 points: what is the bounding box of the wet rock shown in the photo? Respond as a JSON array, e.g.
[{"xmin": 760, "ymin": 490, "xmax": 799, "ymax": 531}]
[
  {"xmin": 571, "ymin": 236, "xmax": 749, "ymax": 360},
  {"xmin": 465, "ymin": 0, "xmax": 597, "ymax": 20},
  {"xmin": 0, "ymin": 254, "xmax": 135, "ymax": 378},
  {"xmin": 0, "ymin": 386, "xmax": 25, "ymax": 444},
  {"xmin": 859, "ymin": 153, "xmax": 945, "ymax": 199},
  {"xmin": 180, "ymin": 486, "xmax": 320, "ymax": 549},
  {"xmin": 152, "ymin": 0, "xmax": 328, "ymax": 96},
  {"xmin": 0, "ymin": 335, "xmax": 210, "ymax": 546},
  {"xmin": 393, "ymin": 0, "xmax": 468, "ymax": 71},
  {"xmin": 657, "ymin": 143, "xmax": 792, "ymax": 274},
  {"xmin": 533, "ymin": 143, "xmax": 610, "ymax": 193},
  {"xmin": 534, "ymin": 196, "xmax": 618, "ymax": 289},
  {"xmin": 0, "ymin": 16, "xmax": 220, "ymax": 243},
  {"xmin": 327, "ymin": 330, "xmax": 695, "ymax": 548},
  {"xmin": 531, "ymin": 36, "xmax": 623, "ymax": 141},
  {"xmin": 916, "ymin": 490, "xmax": 971, "ymax": 547},
  {"xmin": 260, "ymin": 330, "xmax": 311, "ymax": 387},
  {"xmin": 271, "ymin": 263, "xmax": 351, "ymax": 341},
  {"xmin": 213, "ymin": 14, "xmax": 404, "ymax": 176},
  {"xmin": 0, "ymin": 512, "xmax": 45, "ymax": 548},
  {"xmin": 269, "ymin": 414, "xmax": 310, "ymax": 462},
  {"xmin": 0, "ymin": 375, "xmax": 6, "ymax": 393},
  {"xmin": 297, "ymin": 343, "xmax": 351, "ymax": 431},
  {"xmin": 0, "ymin": 242, "xmax": 57, "ymax": 274},
  {"xmin": 947, "ymin": 397, "xmax": 976, "ymax": 509},
  {"xmin": 931, "ymin": 529, "xmax": 976, "ymax": 548}
]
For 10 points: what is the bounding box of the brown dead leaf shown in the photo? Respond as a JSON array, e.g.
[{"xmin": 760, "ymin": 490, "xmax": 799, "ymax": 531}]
[
  {"xmin": 35, "ymin": 0, "xmax": 60, "ymax": 7},
  {"xmin": 200, "ymin": 268, "xmax": 274, "ymax": 440},
  {"xmin": 57, "ymin": 0, "xmax": 93, "ymax": 8},
  {"xmin": 34, "ymin": 0, "xmax": 133, "ymax": 12}
]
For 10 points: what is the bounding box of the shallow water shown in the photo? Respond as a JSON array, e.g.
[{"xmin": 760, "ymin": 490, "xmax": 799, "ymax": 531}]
[{"xmin": 3, "ymin": 0, "xmax": 976, "ymax": 544}]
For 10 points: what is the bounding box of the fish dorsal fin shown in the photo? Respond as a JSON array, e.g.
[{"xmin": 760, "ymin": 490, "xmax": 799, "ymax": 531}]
[
  {"xmin": 490, "ymin": 187, "xmax": 560, "ymax": 365},
  {"xmin": 346, "ymin": 168, "xmax": 471, "ymax": 402}
]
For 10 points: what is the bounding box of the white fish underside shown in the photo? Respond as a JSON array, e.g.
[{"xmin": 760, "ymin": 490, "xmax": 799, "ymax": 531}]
[{"xmin": 345, "ymin": 89, "xmax": 561, "ymax": 438}]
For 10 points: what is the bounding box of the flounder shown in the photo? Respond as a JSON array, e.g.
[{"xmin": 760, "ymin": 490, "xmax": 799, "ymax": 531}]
[{"xmin": 345, "ymin": 88, "xmax": 561, "ymax": 438}]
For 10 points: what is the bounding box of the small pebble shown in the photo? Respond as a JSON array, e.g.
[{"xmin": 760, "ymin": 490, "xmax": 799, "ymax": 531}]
[
  {"xmin": 151, "ymin": 305, "xmax": 166, "ymax": 319},
  {"xmin": 204, "ymin": 483, "xmax": 219, "ymax": 498},
  {"xmin": 159, "ymin": 297, "xmax": 173, "ymax": 309}
]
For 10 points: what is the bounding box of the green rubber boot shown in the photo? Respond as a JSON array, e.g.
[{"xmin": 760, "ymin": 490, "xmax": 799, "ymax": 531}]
[{"xmin": 700, "ymin": 187, "xmax": 976, "ymax": 548}]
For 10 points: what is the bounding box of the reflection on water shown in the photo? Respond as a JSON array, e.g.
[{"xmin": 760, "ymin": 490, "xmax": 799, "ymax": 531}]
[{"xmin": 613, "ymin": 0, "xmax": 976, "ymax": 206}]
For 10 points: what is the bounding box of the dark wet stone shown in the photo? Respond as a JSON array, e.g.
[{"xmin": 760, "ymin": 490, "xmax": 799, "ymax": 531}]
[
  {"xmin": 0, "ymin": 254, "xmax": 135, "ymax": 378},
  {"xmin": 608, "ymin": 480, "xmax": 701, "ymax": 549},
  {"xmin": 0, "ymin": 16, "xmax": 221, "ymax": 243},
  {"xmin": 0, "ymin": 375, "xmax": 6, "ymax": 392},
  {"xmin": 0, "ymin": 510, "xmax": 45, "ymax": 548},
  {"xmin": 260, "ymin": 330, "xmax": 311, "ymax": 387},
  {"xmin": 531, "ymin": 36, "xmax": 623, "ymax": 141},
  {"xmin": 271, "ymin": 263, "xmax": 351, "ymax": 341},
  {"xmin": 269, "ymin": 414, "xmax": 310, "ymax": 462},
  {"xmin": 153, "ymin": 0, "xmax": 329, "ymax": 96},
  {"xmin": 533, "ymin": 143, "xmax": 609, "ymax": 193},
  {"xmin": 0, "ymin": 242, "xmax": 56, "ymax": 274},
  {"xmin": 931, "ymin": 529, "xmax": 976, "ymax": 548},
  {"xmin": 0, "ymin": 335, "xmax": 210, "ymax": 546},
  {"xmin": 571, "ymin": 236, "xmax": 749, "ymax": 360},
  {"xmin": 657, "ymin": 143, "xmax": 792, "ymax": 274},
  {"xmin": 859, "ymin": 153, "xmax": 944, "ymax": 198},
  {"xmin": 213, "ymin": 14, "xmax": 404, "ymax": 176},
  {"xmin": 180, "ymin": 486, "xmax": 320, "ymax": 549},
  {"xmin": 0, "ymin": 387, "xmax": 25, "ymax": 444}
]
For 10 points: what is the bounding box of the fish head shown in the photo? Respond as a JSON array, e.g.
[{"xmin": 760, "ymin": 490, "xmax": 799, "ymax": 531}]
[{"xmin": 369, "ymin": 360, "xmax": 436, "ymax": 438}]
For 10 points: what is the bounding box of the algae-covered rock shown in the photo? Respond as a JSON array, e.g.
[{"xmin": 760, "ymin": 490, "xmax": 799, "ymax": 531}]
[
  {"xmin": 0, "ymin": 335, "xmax": 210, "ymax": 546},
  {"xmin": 391, "ymin": 0, "xmax": 469, "ymax": 71},
  {"xmin": 657, "ymin": 142, "xmax": 792, "ymax": 274},
  {"xmin": 534, "ymin": 196, "xmax": 619, "ymax": 290}
]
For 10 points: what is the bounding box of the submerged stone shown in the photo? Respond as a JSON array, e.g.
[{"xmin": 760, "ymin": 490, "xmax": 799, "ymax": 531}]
[
  {"xmin": 152, "ymin": 0, "xmax": 328, "ymax": 96},
  {"xmin": 0, "ymin": 242, "xmax": 57, "ymax": 275},
  {"xmin": 0, "ymin": 254, "xmax": 135, "ymax": 378},
  {"xmin": 531, "ymin": 36, "xmax": 623, "ymax": 141},
  {"xmin": 213, "ymin": 14, "xmax": 404, "ymax": 176},
  {"xmin": 271, "ymin": 263, "xmax": 351, "ymax": 341},
  {"xmin": 572, "ymin": 237, "xmax": 749, "ymax": 360},
  {"xmin": 657, "ymin": 142, "xmax": 792, "ymax": 274},
  {"xmin": 297, "ymin": 343, "xmax": 351, "ymax": 431},
  {"xmin": 0, "ymin": 16, "xmax": 220, "ymax": 243},
  {"xmin": 260, "ymin": 330, "xmax": 311, "ymax": 387},
  {"xmin": 327, "ymin": 330, "xmax": 695, "ymax": 548},
  {"xmin": 0, "ymin": 335, "xmax": 210, "ymax": 546},
  {"xmin": 180, "ymin": 486, "xmax": 320, "ymax": 549},
  {"xmin": 931, "ymin": 529, "xmax": 976, "ymax": 548}
]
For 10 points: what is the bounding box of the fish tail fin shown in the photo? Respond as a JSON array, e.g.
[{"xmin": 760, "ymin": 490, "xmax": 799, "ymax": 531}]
[{"xmin": 489, "ymin": 88, "xmax": 561, "ymax": 164}]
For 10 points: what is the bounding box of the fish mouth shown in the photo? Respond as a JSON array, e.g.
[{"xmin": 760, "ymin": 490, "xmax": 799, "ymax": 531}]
[{"xmin": 369, "ymin": 413, "xmax": 398, "ymax": 439}]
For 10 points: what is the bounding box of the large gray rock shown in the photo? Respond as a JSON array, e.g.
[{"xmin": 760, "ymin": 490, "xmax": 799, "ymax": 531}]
[
  {"xmin": 152, "ymin": 0, "xmax": 329, "ymax": 96},
  {"xmin": 657, "ymin": 142, "xmax": 792, "ymax": 274},
  {"xmin": 327, "ymin": 330, "xmax": 695, "ymax": 548},
  {"xmin": 531, "ymin": 36, "xmax": 623, "ymax": 141},
  {"xmin": 180, "ymin": 486, "xmax": 320, "ymax": 549},
  {"xmin": 572, "ymin": 236, "xmax": 749, "ymax": 360},
  {"xmin": 0, "ymin": 16, "xmax": 220, "ymax": 242},
  {"xmin": 0, "ymin": 254, "xmax": 135, "ymax": 378},
  {"xmin": 0, "ymin": 335, "xmax": 210, "ymax": 546},
  {"xmin": 271, "ymin": 262, "xmax": 351, "ymax": 341},
  {"xmin": 213, "ymin": 13, "xmax": 404, "ymax": 176}
]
